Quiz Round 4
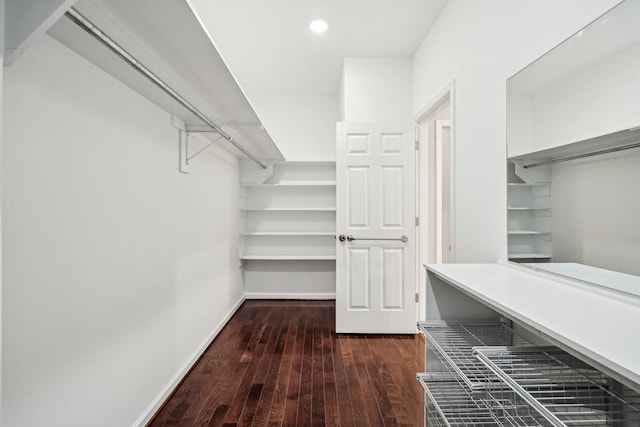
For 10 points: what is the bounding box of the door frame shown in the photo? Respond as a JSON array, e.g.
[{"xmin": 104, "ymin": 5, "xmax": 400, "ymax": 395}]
[{"xmin": 413, "ymin": 80, "xmax": 457, "ymax": 321}]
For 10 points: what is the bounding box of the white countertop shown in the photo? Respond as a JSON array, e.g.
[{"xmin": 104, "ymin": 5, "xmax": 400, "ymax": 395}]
[
  {"xmin": 524, "ymin": 262, "xmax": 640, "ymax": 297},
  {"xmin": 425, "ymin": 262, "xmax": 640, "ymax": 391}
]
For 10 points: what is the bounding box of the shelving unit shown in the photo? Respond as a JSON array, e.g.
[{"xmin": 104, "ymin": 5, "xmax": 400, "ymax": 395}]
[
  {"xmin": 507, "ymin": 162, "xmax": 552, "ymax": 263},
  {"xmin": 239, "ymin": 161, "xmax": 336, "ymax": 261}
]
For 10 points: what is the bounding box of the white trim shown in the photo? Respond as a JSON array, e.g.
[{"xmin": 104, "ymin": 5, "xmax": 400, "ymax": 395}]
[
  {"xmin": 245, "ymin": 292, "xmax": 336, "ymax": 300},
  {"xmin": 132, "ymin": 295, "xmax": 247, "ymax": 427},
  {"xmin": 414, "ymin": 79, "xmax": 457, "ymax": 263},
  {"xmin": 413, "ymin": 80, "xmax": 456, "ymax": 123},
  {"xmin": 413, "ymin": 80, "xmax": 457, "ymax": 322}
]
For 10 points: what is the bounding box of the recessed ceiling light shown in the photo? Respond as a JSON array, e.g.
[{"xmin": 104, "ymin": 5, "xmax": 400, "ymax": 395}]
[{"xmin": 309, "ymin": 19, "xmax": 328, "ymax": 33}]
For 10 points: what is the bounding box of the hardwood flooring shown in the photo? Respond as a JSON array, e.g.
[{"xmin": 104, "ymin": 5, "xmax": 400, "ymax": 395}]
[{"xmin": 148, "ymin": 300, "xmax": 425, "ymax": 426}]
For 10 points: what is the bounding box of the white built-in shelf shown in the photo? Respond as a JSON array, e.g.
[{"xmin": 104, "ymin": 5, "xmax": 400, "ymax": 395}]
[
  {"xmin": 507, "ymin": 183, "xmax": 549, "ymax": 187},
  {"xmin": 241, "ymin": 255, "xmax": 336, "ymax": 261},
  {"xmin": 507, "ymin": 206, "xmax": 550, "ymax": 211},
  {"xmin": 509, "ymin": 127, "xmax": 640, "ymax": 165},
  {"xmin": 241, "ymin": 207, "xmax": 336, "ymax": 212},
  {"xmin": 241, "ymin": 232, "xmax": 335, "ymax": 236},
  {"xmin": 242, "ymin": 182, "xmax": 336, "ymax": 187},
  {"xmin": 508, "ymin": 253, "xmax": 552, "ymax": 259},
  {"xmin": 240, "ymin": 161, "xmax": 336, "ymax": 261},
  {"xmin": 507, "ymin": 164, "xmax": 553, "ymax": 263},
  {"xmin": 508, "ymin": 230, "xmax": 551, "ymax": 235}
]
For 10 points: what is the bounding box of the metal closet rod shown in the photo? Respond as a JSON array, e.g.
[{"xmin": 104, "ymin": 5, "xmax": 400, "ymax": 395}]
[
  {"xmin": 64, "ymin": 7, "xmax": 267, "ymax": 170},
  {"xmin": 523, "ymin": 141, "xmax": 640, "ymax": 169}
]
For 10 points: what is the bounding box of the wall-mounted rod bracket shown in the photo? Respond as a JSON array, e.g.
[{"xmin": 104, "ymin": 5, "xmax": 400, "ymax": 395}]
[
  {"xmin": 173, "ymin": 116, "xmax": 230, "ymax": 173},
  {"xmin": 186, "ymin": 134, "xmax": 225, "ymax": 162}
]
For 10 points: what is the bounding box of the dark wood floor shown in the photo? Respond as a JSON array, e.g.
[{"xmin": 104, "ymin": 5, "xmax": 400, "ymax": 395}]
[{"xmin": 149, "ymin": 300, "xmax": 424, "ymax": 426}]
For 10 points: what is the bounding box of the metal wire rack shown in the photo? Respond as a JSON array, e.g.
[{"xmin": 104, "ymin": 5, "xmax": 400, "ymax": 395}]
[
  {"xmin": 474, "ymin": 346, "xmax": 640, "ymax": 426},
  {"xmin": 418, "ymin": 321, "xmax": 533, "ymax": 389},
  {"xmin": 418, "ymin": 372, "xmax": 502, "ymax": 426}
]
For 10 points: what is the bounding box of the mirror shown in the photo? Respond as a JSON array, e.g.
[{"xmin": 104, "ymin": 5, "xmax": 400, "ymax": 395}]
[{"xmin": 506, "ymin": 0, "xmax": 640, "ymax": 295}]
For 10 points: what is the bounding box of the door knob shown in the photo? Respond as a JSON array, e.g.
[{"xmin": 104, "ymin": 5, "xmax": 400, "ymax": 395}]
[{"xmin": 338, "ymin": 234, "xmax": 347, "ymax": 242}]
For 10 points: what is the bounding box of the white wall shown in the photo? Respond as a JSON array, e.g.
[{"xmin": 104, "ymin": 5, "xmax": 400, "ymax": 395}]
[
  {"xmin": 412, "ymin": 0, "xmax": 621, "ymax": 263},
  {"xmin": 250, "ymin": 95, "xmax": 337, "ymax": 161},
  {"xmin": 2, "ymin": 34, "xmax": 244, "ymax": 427},
  {"xmin": 509, "ymin": 42, "xmax": 640, "ymax": 156},
  {"xmin": 531, "ymin": 43, "xmax": 640, "ymax": 152},
  {"xmin": 1, "ymin": 0, "xmax": 5, "ymax": 419},
  {"xmin": 342, "ymin": 57, "xmax": 412, "ymax": 122},
  {"xmin": 551, "ymin": 150, "xmax": 640, "ymax": 276}
]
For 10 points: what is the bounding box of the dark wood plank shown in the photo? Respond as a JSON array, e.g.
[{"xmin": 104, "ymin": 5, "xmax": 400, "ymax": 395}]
[
  {"xmin": 320, "ymin": 325, "xmax": 339, "ymax": 426},
  {"xmin": 296, "ymin": 310, "xmax": 314, "ymax": 426},
  {"xmin": 148, "ymin": 300, "xmax": 424, "ymax": 427},
  {"xmin": 265, "ymin": 310, "xmax": 300, "ymax": 426}
]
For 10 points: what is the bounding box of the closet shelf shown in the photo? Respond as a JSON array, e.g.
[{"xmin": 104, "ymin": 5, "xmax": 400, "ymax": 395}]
[
  {"xmin": 241, "ymin": 232, "xmax": 335, "ymax": 236},
  {"xmin": 240, "ymin": 255, "xmax": 336, "ymax": 261},
  {"xmin": 509, "ymin": 126, "xmax": 640, "ymax": 167},
  {"xmin": 241, "ymin": 182, "xmax": 336, "ymax": 187},
  {"xmin": 241, "ymin": 207, "xmax": 336, "ymax": 212},
  {"xmin": 508, "ymin": 253, "xmax": 552, "ymax": 259},
  {"xmin": 508, "ymin": 230, "xmax": 551, "ymax": 235},
  {"xmin": 48, "ymin": 0, "xmax": 284, "ymax": 162},
  {"xmin": 507, "ymin": 206, "xmax": 550, "ymax": 211}
]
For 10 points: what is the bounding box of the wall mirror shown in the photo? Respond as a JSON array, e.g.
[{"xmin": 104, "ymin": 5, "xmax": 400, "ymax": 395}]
[{"xmin": 506, "ymin": 0, "xmax": 640, "ymax": 295}]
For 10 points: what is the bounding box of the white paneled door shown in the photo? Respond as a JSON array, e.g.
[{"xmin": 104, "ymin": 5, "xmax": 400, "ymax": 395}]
[{"xmin": 336, "ymin": 123, "xmax": 416, "ymax": 333}]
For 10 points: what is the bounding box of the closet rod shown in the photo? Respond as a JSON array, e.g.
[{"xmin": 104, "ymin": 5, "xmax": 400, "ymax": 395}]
[
  {"xmin": 64, "ymin": 7, "xmax": 267, "ymax": 170},
  {"xmin": 523, "ymin": 141, "xmax": 640, "ymax": 168}
]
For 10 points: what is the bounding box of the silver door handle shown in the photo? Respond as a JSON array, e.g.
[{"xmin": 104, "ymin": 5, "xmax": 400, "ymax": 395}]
[{"xmin": 338, "ymin": 234, "xmax": 408, "ymax": 242}]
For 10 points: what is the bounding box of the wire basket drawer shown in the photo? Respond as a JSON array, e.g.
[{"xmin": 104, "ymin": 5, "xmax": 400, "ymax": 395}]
[
  {"xmin": 473, "ymin": 346, "xmax": 640, "ymax": 426},
  {"xmin": 417, "ymin": 321, "xmax": 533, "ymax": 389},
  {"xmin": 417, "ymin": 372, "xmax": 502, "ymax": 427}
]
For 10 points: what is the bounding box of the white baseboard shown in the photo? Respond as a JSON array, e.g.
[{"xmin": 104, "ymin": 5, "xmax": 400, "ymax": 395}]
[
  {"xmin": 133, "ymin": 295, "xmax": 246, "ymax": 427},
  {"xmin": 245, "ymin": 292, "xmax": 336, "ymax": 300}
]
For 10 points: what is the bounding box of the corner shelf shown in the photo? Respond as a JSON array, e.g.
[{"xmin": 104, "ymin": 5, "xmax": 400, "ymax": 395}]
[{"xmin": 240, "ymin": 161, "xmax": 336, "ymax": 261}]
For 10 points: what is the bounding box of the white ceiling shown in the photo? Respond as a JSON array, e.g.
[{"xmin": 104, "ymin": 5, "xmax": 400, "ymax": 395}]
[{"xmin": 189, "ymin": 0, "xmax": 448, "ymax": 96}]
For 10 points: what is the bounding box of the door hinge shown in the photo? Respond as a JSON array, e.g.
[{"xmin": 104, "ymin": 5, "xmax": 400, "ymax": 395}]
[
  {"xmin": 415, "ymin": 217, "xmax": 420, "ymax": 227},
  {"xmin": 415, "ymin": 293, "xmax": 420, "ymax": 303},
  {"xmin": 415, "ymin": 140, "xmax": 420, "ymax": 150}
]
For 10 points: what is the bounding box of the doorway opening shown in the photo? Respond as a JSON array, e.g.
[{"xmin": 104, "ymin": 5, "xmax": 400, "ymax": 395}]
[{"xmin": 415, "ymin": 81, "xmax": 455, "ymax": 320}]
